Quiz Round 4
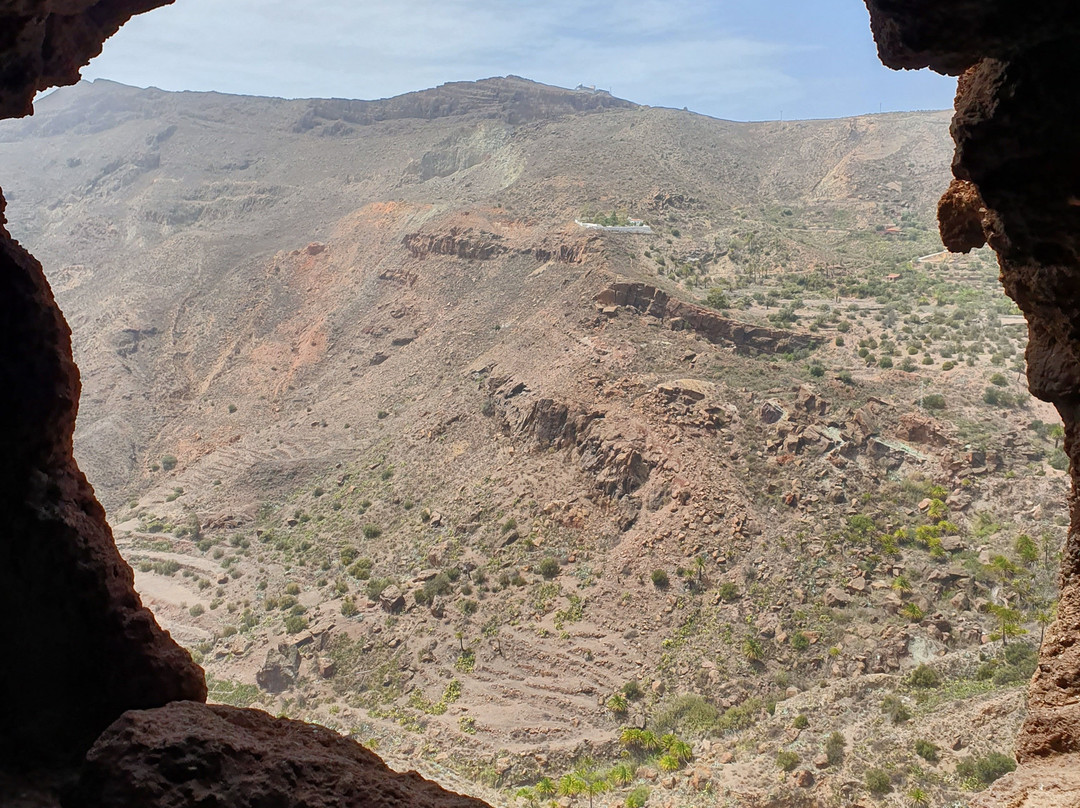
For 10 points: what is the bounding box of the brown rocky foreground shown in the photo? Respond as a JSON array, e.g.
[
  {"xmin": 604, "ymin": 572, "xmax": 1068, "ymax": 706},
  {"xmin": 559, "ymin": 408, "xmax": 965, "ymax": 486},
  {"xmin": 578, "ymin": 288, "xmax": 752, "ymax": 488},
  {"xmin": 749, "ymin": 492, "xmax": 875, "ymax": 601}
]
[{"xmin": 73, "ymin": 701, "xmax": 489, "ymax": 808}]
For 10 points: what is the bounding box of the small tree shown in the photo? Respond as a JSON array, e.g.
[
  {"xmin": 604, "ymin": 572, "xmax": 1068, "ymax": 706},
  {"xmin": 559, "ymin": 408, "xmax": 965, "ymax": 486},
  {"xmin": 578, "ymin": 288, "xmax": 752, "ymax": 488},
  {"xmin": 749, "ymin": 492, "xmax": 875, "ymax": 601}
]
[
  {"xmin": 865, "ymin": 768, "xmax": 892, "ymax": 795},
  {"xmin": 743, "ymin": 636, "xmax": 765, "ymax": 663},
  {"xmin": 988, "ymin": 603, "xmax": 1026, "ymax": 647},
  {"xmin": 1015, "ymin": 533, "xmax": 1039, "ymax": 565},
  {"xmin": 824, "ymin": 731, "xmax": 846, "ymax": 766}
]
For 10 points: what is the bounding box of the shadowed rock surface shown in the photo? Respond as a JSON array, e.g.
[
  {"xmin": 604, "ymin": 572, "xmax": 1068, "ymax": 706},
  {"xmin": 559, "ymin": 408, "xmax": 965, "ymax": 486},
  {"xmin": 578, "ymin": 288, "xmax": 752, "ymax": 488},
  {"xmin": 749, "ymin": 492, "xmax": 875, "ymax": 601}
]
[
  {"xmin": 0, "ymin": 186, "xmax": 207, "ymax": 769},
  {"xmin": 0, "ymin": 0, "xmax": 175, "ymax": 118},
  {"xmin": 74, "ymin": 701, "xmax": 492, "ymax": 808}
]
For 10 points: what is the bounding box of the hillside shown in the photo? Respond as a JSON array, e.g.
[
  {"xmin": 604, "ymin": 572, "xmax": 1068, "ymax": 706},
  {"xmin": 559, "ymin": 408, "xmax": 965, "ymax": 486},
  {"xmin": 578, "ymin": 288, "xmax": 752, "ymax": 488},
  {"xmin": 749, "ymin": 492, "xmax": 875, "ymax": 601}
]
[{"xmin": 0, "ymin": 77, "xmax": 1066, "ymax": 807}]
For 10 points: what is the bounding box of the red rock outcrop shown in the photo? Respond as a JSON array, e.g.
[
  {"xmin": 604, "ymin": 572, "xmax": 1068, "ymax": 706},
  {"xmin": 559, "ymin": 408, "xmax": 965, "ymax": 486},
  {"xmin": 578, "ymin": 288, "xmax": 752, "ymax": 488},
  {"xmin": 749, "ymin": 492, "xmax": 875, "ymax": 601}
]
[
  {"xmin": 403, "ymin": 229, "xmax": 589, "ymax": 263},
  {"xmin": 865, "ymin": 0, "xmax": 1080, "ymax": 795},
  {"xmin": 74, "ymin": 701, "xmax": 491, "ymax": 808}
]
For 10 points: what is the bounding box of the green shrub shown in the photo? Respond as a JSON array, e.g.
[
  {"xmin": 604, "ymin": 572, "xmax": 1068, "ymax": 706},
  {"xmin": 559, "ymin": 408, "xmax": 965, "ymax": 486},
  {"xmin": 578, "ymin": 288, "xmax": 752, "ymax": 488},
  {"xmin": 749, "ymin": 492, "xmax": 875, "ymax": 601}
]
[
  {"xmin": 538, "ymin": 556, "xmax": 560, "ymax": 579},
  {"xmin": 1050, "ymin": 448, "xmax": 1069, "ymax": 470},
  {"xmin": 189, "ymin": 604, "xmax": 205, "ymax": 617},
  {"xmin": 651, "ymin": 569, "xmax": 670, "ymax": 589},
  {"xmin": 716, "ymin": 697, "xmax": 762, "ymax": 733},
  {"xmin": 922, "ymin": 393, "xmax": 946, "ymax": 410},
  {"xmin": 284, "ymin": 614, "xmax": 308, "ymax": 634},
  {"xmin": 622, "ymin": 680, "xmax": 644, "ymax": 701},
  {"xmin": 881, "ymin": 695, "xmax": 911, "ymax": 724},
  {"xmin": 365, "ymin": 577, "xmax": 391, "ymax": 600},
  {"xmin": 865, "ymin": 768, "xmax": 891, "ymax": 795},
  {"xmin": 878, "ymin": 355, "xmax": 893, "ymax": 368},
  {"xmin": 651, "ymin": 693, "xmax": 721, "ymax": 735},
  {"xmin": 348, "ymin": 557, "xmax": 373, "ymax": 580},
  {"xmin": 716, "ymin": 582, "xmax": 740, "ymax": 602},
  {"xmin": 776, "ymin": 750, "xmax": 800, "ymax": 772},
  {"xmin": 914, "ymin": 738, "xmax": 939, "ymax": 762},
  {"xmin": 706, "ymin": 288, "xmax": 730, "ymax": 310},
  {"xmin": 340, "ymin": 596, "xmax": 358, "ymax": 617},
  {"xmin": 824, "ymin": 731, "xmax": 846, "ymax": 765},
  {"xmin": 160, "ymin": 454, "xmax": 178, "ymax": 471},
  {"xmin": 793, "ymin": 714, "xmax": 809, "ymax": 729},
  {"xmin": 362, "ymin": 524, "xmax": 382, "ymax": 539},
  {"xmin": 625, "ymin": 786, "xmax": 650, "ymax": 808},
  {"xmin": 956, "ymin": 752, "xmax": 1016, "ymax": 785},
  {"xmin": 790, "ymin": 631, "xmax": 810, "ymax": 651},
  {"xmin": 907, "ymin": 664, "xmax": 941, "ymax": 688}
]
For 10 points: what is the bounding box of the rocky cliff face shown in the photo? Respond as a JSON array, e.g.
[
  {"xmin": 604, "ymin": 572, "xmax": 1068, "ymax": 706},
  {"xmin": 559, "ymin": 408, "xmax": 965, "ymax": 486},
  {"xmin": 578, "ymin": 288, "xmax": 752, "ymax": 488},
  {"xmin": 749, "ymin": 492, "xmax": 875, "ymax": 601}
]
[
  {"xmin": 866, "ymin": 0, "xmax": 1080, "ymax": 800},
  {"xmin": 0, "ymin": 2, "xmax": 492, "ymax": 807},
  {"xmin": 595, "ymin": 282, "xmax": 817, "ymax": 355}
]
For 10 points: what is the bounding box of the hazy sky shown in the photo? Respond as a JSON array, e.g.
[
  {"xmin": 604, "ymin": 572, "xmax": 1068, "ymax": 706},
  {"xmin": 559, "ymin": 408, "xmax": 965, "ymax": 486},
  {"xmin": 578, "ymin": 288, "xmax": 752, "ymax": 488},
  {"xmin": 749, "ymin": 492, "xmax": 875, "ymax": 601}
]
[{"xmin": 80, "ymin": 0, "xmax": 955, "ymax": 122}]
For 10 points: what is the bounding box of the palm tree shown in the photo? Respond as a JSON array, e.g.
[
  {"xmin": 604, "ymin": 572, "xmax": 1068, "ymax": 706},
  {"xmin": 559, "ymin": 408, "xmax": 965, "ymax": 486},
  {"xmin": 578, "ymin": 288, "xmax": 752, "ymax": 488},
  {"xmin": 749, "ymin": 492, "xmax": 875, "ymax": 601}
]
[
  {"xmin": 658, "ymin": 753, "xmax": 681, "ymax": 772},
  {"xmin": 573, "ymin": 763, "xmax": 609, "ymax": 808},
  {"xmin": 667, "ymin": 739, "xmax": 693, "ymax": 763},
  {"xmin": 607, "ymin": 762, "xmax": 635, "ymax": 787},
  {"xmin": 558, "ymin": 773, "xmax": 583, "ymax": 800},
  {"xmin": 534, "ymin": 777, "xmax": 556, "ymax": 799},
  {"xmin": 988, "ymin": 603, "xmax": 1025, "ymax": 647},
  {"xmin": 606, "ymin": 693, "xmax": 629, "ymax": 717},
  {"xmin": 620, "ymin": 727, "xmax": 659, "ymax": 755},
  {"xmin": 907, "ymin": 786, "xmax": 929, "ymax": 807}
]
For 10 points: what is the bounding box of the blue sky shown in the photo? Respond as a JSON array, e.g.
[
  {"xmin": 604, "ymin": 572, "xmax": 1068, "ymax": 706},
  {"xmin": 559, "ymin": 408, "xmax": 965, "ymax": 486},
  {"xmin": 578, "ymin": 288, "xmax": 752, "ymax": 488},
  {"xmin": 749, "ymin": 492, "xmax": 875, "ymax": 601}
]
[{"xmin": 80, "ymin": 0, "xmax": 955, "ymax": 122}]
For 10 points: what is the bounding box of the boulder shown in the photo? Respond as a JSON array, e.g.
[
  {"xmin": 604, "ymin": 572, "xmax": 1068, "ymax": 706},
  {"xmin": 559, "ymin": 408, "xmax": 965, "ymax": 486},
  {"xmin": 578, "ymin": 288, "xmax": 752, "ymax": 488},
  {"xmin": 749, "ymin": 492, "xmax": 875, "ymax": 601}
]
[
  {"xmin": 379, "ymin": 585, "xmax": 406, "ymax": 613},
  {"xmin": 256, "ymin": 644, "xmax": 300, "ymax": 694},
  {"xmin": 75, "ymin": 701, "xmax": 490, "ymax": 808},
  {"xmin": 824, "ymin": 587, "xmax": 851, "ymax": 607}
]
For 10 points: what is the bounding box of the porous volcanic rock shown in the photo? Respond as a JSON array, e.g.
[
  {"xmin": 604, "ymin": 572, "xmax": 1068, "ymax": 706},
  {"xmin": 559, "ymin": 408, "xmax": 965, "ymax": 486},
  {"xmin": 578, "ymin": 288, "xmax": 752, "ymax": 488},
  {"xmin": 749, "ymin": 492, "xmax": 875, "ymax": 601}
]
[
  {"xmin": 0, "ymin": 191, "xmax": 206, "ymax": 769},
  {"xmin": 0, "ymin": 0, "xmax": 176, "ymax": 118},
  {"xmin": 74, "ymin": 701, "xmax": 491, "ymax": 808}
]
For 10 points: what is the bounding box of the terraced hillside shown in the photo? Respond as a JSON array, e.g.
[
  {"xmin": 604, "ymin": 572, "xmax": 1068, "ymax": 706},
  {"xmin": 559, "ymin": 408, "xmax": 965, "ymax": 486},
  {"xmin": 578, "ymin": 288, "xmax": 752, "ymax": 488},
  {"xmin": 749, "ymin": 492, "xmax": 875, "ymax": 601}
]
[{"xmin": 0, "ymin": 77, "xmax": 1066, "ymax": 807}]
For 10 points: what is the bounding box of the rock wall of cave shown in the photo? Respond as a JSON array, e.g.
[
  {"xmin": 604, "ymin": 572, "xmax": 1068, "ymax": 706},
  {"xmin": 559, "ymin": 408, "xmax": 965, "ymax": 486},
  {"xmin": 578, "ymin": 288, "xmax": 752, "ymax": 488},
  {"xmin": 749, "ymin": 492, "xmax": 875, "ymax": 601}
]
[
  {"xmin": 865, "ymin": 1, "xmax": 1080, "ymax": 803},
  {"xmin": 0, "ymin": 3, "xmax": 489, "ymax": 806}
]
